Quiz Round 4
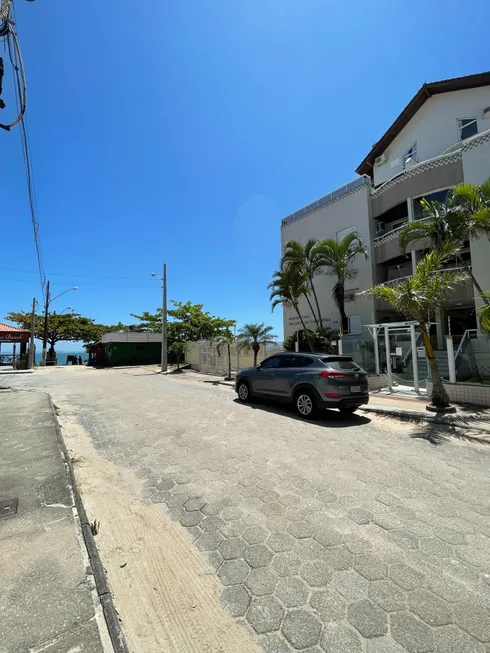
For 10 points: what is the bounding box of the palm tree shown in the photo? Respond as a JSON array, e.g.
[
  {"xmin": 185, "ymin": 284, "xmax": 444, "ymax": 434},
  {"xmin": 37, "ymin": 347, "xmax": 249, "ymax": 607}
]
[
  {"xmin": 317, "ymin": 232, "xmax": 368, "ymax": 334},
  {"xmin": 237, "ymin": 323, "xmax": 277, "ymax": 367},
  {"xmin": 398, "ymin": 181, "xmax": 490, "ymax": 308},
  {"xmin": 282, "ymin": 239, "xmax": 327, "ymax": 330},
  {"xmin": 213, "ymin": 329, "xmax": 235, "ymax": 380},
  {"xmin": 362, "ymin": 245, "xmax": 469, "ymax": 410},
  {"xmin": 477, "ymin": 293, "xmax": 490, "ymax": 333},
  {"xmin": 268, "ymin": 267, "xmax": 315, "ymax": 351},
  {"xmin": 170, "ymin": 342, "xmax": 187, "ymax": 370}
]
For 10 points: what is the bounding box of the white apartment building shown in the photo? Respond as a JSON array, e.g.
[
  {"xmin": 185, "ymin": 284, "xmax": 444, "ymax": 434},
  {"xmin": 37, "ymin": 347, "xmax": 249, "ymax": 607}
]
[{"xmin": 281, "ymin": 72, "xmax": 490, "ymax": 354}]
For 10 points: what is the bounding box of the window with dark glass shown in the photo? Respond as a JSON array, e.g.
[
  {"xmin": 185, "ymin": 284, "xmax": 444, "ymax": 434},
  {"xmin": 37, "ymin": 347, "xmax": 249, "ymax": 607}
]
[{"xmin": 458, "ymin": 118, "xmax": 478, "ymax": 141}]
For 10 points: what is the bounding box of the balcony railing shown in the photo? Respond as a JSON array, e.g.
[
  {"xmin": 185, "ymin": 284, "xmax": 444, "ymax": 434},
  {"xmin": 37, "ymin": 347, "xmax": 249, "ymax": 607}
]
[
  {"xmin": 372, "ymin": 150, "xmax": 463, "ymax": 218},
  {"xmin": 373, "ymin": 224, "xmax": 406, "ymax": 264}
]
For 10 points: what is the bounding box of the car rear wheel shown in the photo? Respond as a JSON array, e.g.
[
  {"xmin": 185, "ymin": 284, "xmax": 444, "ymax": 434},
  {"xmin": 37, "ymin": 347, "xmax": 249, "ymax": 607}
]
[
  {"xmin": 237, "ymin": 380, "xmax": 251, "ymax": 403},
  {"xmin": 295, "ymin": 390, "xmax": 317, "ymax": 419},
  {"xmin": 339, "ymin": 406, "xmax": 358, "ymax": 416}
]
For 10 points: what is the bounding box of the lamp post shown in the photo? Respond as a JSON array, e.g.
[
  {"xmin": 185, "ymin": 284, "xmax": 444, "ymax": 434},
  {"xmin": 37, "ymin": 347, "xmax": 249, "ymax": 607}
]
[
  {"xmin": 151, "ymin": 265, "xmax": 167, "ymax": 373},
  {"xmin": 41, "ymin": 284, "xmax": 78, "ymax": 365}
]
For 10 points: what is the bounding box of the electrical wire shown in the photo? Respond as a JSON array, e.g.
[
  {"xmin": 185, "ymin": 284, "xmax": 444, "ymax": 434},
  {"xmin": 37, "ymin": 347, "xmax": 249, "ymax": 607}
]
[
  {"xmin": 0, "ymin": 266, "xmax": 157, "ymax": 281},
  {"xmin": 0, "ymin": 277, "xmax": 156, "ymax": 289},
  {"xmin": 2, "ymin": 2, "xmax": 46, "ymax": 299}
]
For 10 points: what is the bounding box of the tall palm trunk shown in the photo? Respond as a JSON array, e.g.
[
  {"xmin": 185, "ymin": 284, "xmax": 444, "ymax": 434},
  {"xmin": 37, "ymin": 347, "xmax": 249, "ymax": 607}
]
[
  {"xmin": 308, "ymin": 273, "xmax": 323, "ymax": 330},
  {"xmin": 252, "ymin": 342, "xmax": 260, "ymax": 367},
  {"xmin": 301, "ymin": 290, "xmax": 319, "ymax": 329},
  {"xmin": 337, "ymin": 282, "xmax": 349, "ymax": 334},
  {"xmin": 421, "ymin": 328, "xmax": 450, "ymax": 408},
  {"xmin": 226, "ymin": 343, "xmax": 232, "ymax": 380},
  {"xmin": 292, "ymin": 301, "xmax": 315, "ymax": 352}
]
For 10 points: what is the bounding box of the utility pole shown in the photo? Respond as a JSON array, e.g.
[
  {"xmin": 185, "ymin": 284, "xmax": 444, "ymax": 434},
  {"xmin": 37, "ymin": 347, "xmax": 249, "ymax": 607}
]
[
  {"xmin": 41, "ymin": 280, "xmax": 50, "ymax": 366},
  {"xmin": 28, "ymin": 297, "xmax": 36, "ymax": 369},
  {"xmin": 161, "ymin": 264, "xmax": 168, "ymax": 373}
]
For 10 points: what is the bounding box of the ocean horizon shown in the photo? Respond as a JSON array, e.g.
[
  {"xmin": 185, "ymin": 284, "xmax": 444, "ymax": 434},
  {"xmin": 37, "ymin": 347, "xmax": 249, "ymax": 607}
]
[{"xmin": 35, "ymin": 351, "xmax": 87, "ymax": 366}]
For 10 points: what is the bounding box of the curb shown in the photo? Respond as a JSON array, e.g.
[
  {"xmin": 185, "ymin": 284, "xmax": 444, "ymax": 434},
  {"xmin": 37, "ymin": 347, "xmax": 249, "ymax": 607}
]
[
  {"xmin": 361, "ymin": 405, "xmax": 490, "ymax": 434},
  {"xmin": 48, "ymin": 396, "xmax": 130, "ymax": 653}
]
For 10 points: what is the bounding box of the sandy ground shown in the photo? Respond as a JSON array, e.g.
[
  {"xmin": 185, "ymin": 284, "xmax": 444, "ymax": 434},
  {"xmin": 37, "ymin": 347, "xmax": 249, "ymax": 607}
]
[{"xmin": 58, "ymin": 404, "xmax": 259, "ymax": 653}]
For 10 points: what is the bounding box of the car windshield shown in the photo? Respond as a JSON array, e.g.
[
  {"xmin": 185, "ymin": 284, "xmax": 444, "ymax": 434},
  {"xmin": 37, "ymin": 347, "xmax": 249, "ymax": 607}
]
[{"xmin": 321, "ymin": 357, "xmax": 362, "ymax": 371}]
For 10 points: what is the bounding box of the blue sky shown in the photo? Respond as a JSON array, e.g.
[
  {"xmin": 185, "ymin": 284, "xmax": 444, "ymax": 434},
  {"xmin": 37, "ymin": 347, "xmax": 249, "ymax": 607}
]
[{"xmin": 1, "ymin": 0, "xmax": 488, "ymax": 350}]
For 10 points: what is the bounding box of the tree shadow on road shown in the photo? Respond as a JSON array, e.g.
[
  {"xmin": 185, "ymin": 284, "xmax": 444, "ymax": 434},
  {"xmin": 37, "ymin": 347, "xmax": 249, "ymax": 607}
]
[
  {"xmin": 233, "ymin": 398, "xmax": 371, "ymax": 428},
  {"xmin": 409, "ymin": 423, "xmax": 490, "ymax": 447}
]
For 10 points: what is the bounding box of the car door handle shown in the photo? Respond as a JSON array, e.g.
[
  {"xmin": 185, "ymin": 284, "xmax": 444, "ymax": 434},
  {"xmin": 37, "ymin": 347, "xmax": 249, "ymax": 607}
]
[{"xmin": 265, "ymin": 372, "xmax": 276, "ymax": 377}]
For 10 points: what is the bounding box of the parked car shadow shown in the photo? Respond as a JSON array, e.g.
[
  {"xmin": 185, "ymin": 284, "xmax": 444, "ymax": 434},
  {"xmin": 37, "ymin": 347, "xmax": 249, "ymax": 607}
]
[{"xmin": 233, "ymin": 398, "xmax": 371, "ymax": 428}]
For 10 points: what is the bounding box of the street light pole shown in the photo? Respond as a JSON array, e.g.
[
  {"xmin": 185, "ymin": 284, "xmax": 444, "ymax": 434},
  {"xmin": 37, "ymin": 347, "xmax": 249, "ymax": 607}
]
[
  {"xmin": 28, "ymin": 297, "xmax": 36, "ymax": 369},
  {"xmin": 41, "ymin": 280, "xmax": 50, "ymax": 366},
  {"xmin": 161, "ymin": 264, "xmax": 167, "ymax": 372}
]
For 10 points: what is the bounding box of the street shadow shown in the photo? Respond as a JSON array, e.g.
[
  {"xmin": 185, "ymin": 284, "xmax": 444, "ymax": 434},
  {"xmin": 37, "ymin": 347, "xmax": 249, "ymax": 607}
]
[
  {"xmin": 409, "ymin": 423, "xmax": 490, "ymax": 447},
  {"xmin": 233, "ymin": 398, "xmax": 371, "ymax": 428}
]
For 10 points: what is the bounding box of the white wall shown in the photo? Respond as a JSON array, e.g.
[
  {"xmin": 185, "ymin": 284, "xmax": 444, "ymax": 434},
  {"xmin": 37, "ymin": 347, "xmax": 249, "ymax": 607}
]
[
  {"xmin": 462, "ymin": 136, "xmax": 490, "ymax": 328},
  {"xmin": 102, "ymin": 332, "xmax": 162, "ymax": 343},
  {"xmin": 281, "ymin": 184, "xmax": 376, "ymax": 339},
  {"xmin": 374, "ymin": 87, "xmax": 490, "ymax": 186}
]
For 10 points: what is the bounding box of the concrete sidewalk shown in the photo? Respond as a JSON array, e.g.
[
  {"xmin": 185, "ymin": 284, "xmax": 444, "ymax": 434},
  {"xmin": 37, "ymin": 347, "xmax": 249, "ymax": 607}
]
[
  {"xmin": 0, "ymin": 391, "xmax": 110, "ymax": 653},
  {"xmin": 363, "ymin": 392, "xmax": 490, "ymax": 435}
]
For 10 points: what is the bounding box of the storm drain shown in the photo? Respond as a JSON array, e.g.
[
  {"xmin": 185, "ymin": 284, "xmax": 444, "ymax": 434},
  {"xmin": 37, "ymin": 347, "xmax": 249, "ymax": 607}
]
[{"xmin": 0, "ymin": 498, "xmax": 18, "ymax": 518}]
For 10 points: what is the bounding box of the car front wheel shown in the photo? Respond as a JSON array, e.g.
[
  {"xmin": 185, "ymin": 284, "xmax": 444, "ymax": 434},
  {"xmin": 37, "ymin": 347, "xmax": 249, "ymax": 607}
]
[
  {"xmin": 237, "ymin": 380, "xmax": 251, "ymax": 403},
  {"xmin": 295, "ymin": 390, "xmax": 317, "ymax": 419}
]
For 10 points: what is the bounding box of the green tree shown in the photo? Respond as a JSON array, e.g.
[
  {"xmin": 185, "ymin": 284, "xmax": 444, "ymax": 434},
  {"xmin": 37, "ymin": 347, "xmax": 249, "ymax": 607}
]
[
  {"xmin": 283, "ymin": 327, "xmax": 336, "ymax": 354},
  {"xmin": 281, "ymin": 239, "xmax": 328, "ymax": 330},
  {"xmin": 398, "ymin": 181, "xmax": 490, "ymax": 309},
  {"xmin": 131, "ymin": 301, "xmax": 234, "ymax": 342},
  {"xmin": 317, "ymin": 232, "xmax": 368, "ymax": 334},
  {"xmin": 213, "ymin": 329, "xmax": 235, "ymax": 380},
  {"xmin": 6, "ymin": 311, "xmax": 102, "ymax": 350},
  {"xmin": 362, "ymin": 246, "xmax": 468, "ymax": 410},
  {"xmin": 169, "ymin": 342, "xmax": 187, "ymax": 370},
  {"xmin": 236, "ymin": 323, "xmax": 277, "ymax": 367},
  {"xmin": 477, "ymin": 293, "xmax": 490, "ymax": 333}
]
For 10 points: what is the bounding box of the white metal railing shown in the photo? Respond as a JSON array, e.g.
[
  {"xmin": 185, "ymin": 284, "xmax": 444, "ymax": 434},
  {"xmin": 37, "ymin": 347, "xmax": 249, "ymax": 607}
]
[
  {"xmin": 373, "ymin": 223, "xmax": 406, "ymax": 247},
  {"xmin": 455, "ymin": 329, "xmax": 478, "ymax": 360}
]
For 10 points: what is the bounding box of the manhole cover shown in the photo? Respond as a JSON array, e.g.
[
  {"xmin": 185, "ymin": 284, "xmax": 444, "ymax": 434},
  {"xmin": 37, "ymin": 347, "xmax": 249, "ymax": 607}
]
[{"xmin": 0, "ymin": 498, "xmax": 18, "ymax": 518}]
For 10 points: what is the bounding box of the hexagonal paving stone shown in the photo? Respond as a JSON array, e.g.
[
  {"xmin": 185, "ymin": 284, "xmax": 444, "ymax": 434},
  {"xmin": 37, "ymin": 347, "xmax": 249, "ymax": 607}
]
[
  {"xmin": 390, "ymin": 612, "xmax": 434, "ymax": 653},
  {"xmin": 282, "ymin": 609, "xmax": 322, "ymax": 649},
  {"xmin": 207, "ymin": 551, "xmax": 223, "ymax": 572},
  {"xmin": 455, "ymin": 546, "xmax": 488, "ymax": 569},
  {"xmin": 419, "ymin": 537, "xmax": 453, "ymax": 558},
  {"xmin": 301, "ymin": 561, "xmax": 332, "ymax": 588},
  {"xmin": 388, "ymin": 530, "xmax": 419, "ymax": 550},
  {"xmin": 314, "ymin": 526, "xmax": 342, "ymax": 548},
  {"xmin": 218, "ymin": 537, "xmax": 247, "ymax": 560},
  {"xmin": 388, "ymin": 563, "xmax": 425, "ymax": 591},
  {"xmin": 433, "ymin": 625, "xmax": 486, "ymax": 653},
  {"xmin": 184, "ymin": 497, "xmax": 206, "ymax": 511},
  {"xmin": 348, "ymin": 508, "xmax": 373, "ymax": 525},
  {"xmin": 273, "ymin": 552, "xmax": 303, "ymax": 577},
  {"xmin": 276, "ymin": 576, "xmax": 310, "ymax": 608},
  {"xmin": 369, "ymin": 581, "xmax": 407, "ymax": 613},
  {"xmin": 344, "ymin": 536, "xmax": 372, "ymax": 555},
  {"xmin": 294, "ymin": 538, "xmax": 324, "ymax": 561},
  {"xmin": 221, "ymin": 585, "xmax": 251, "ymax": 617},
  {"xmin": 404, "ymin": 520, "xmax": 434, "ymax": 538},
  {"xmin": 156, "ymin": 478, "xmax": 175, "ymax": 491},
  {"xmin": 452, "ymin": 601, "xmax": 490, "ymax": 643},
  {"xmin": 310, "ymin": 589, "xmax": 347, "ymax": 623},
  {"xmin": 334, "ymin": 570, "xmax": 369, "ymax": 601},
  {"xmin": 246, "ymin": 596, "xmax": 285, "ymax": 634},
  {"xmin": 220, "ymin": 519, "xmax": 246, "ymax": 538},
  {"xmin": 260, "ymin": 632, "xmax": 293, "ymax": 653},
  {"xmin": 434, "ymin": 526, "xmax": 466, "ymax": 545},
  {"xmin": 201, "ymin": 502, "xmax": 222, "ymax": 516},
  {"xmin": 354, "ymin": 555, "xmax": 387, "ymax": 581},
  {"xmin": 320, "ymin": 622, "xmax": 363, "ymax": 653},
  {"xmin": 245, "ymin": 567, "xmax": 279, "ymax": 596},
  {"xmin": 348, "ymin": 599, "xmax": 388, "ymax": 638},
  {"xmin": 366, "ymin": 637, "xmax": 407, "ymax": 652},
  {"xmin": 243, "ymin": 526, "xmax": 268, "ymax": 545},
  {"xmin": 180, "ymin": 511, "xmax": 203, "ymax": 527},
  {"xmin": 244, "ymin": 544, "xmax": 273, "ymax": 569},
  {"xmin": 201, "ymin": 515, "xmax": 225, "ymax": 532},
  {"xmin": 321, "ymin": 547, "xmax": 353, "ymax": 571},
  {"xmin": 166, "ymin": 493, "xmax": 189, "ymax": 508},
  {"xmin": 409, "ymin": 589, "xmax": 453, "ymax": 627},
  {"xmin": 218, "ymin": 559, "xmax": 250, "ymax": 586},
  {"xmin": 373, "ymin": 513, "xmax": 402, "ymax": 531},
  {"xmin": 196, "ymin": 531, "xmax": 224, "ymax": 551},
  {"xmin": 221, "ymin": 506, "xmax": 243, "ymax": 521},
  {"xmin": 288, "ymin": 521, "xmax": 314, "ymax": 539},
  {"xmin": 268, "ymin": 531, "xmax": 295, "ymax": 553}
]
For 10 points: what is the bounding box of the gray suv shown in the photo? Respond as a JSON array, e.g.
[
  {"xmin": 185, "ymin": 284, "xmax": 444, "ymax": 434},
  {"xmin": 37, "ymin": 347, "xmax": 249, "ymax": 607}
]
[{"xmin": 235, "ymin": 352, "xmax": 368, "ymax": 418}]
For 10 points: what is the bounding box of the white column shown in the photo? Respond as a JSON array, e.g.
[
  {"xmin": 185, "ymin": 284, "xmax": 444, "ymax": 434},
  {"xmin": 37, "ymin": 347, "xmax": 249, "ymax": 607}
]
[
  {"xmin": 373, "ymin": 328, "xmax": 380, "ymax": 376},
  {"xmin": 384, "ymin": 325, "xmax": 393, "ymax": 391},
  {"xmin": 338, "ymin": 337, "xmax": 343, "ymax": 356},
  {"xmin": 446, "ymin": 336, "xmax": 456, "ymax": 384},
  {"xmin": 410, "ymin": 323, "xmax": 419, "ymax": 393}
]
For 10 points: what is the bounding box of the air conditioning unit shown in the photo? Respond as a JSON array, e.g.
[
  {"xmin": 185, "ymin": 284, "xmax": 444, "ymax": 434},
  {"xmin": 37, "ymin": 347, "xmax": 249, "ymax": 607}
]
[
  {"xmin": 375, "ymin": 153, "xmax": 388, "ymax": 166},
  {"xmin": 376, "ymin": 222, "xmax": 386, "ymax": 235}
]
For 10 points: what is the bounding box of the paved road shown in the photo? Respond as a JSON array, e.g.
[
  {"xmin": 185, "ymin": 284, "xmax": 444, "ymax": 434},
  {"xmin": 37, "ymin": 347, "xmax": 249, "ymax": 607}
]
[{"xmin": 12, "ymin": 368, "xmax": 490, "ymax": 653}]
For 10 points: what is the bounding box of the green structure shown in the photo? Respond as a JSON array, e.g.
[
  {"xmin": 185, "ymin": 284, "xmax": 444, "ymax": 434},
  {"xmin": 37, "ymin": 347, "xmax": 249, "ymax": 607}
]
[{"xmin": 87, "ymin": 332, "xmax": 163, "ymax": 367}]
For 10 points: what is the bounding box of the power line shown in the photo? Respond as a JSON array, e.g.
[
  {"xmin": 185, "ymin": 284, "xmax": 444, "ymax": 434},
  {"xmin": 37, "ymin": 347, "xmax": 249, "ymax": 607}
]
[
  {"xmin": 0, "ymin": 266, "xmax": 155, "ymax": 281},
  {"xmin": 0, "ymin": 277, "xmax": 155, "ymax": 288}
]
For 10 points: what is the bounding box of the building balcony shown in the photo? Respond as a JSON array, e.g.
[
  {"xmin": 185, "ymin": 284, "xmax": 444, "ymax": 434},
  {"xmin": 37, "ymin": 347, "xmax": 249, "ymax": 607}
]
[
  {"xmin": 371, "ymin": 150, "xmax": 463, "ymax": 218},
  {"xmin": 373, "ymin": 226, "xmax": 405, "ymax": 264}
]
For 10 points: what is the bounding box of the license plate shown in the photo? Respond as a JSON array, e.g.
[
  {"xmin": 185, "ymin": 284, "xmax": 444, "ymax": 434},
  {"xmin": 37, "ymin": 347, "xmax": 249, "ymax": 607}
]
[{"xmin": 350, "ymin": 386, "xmax": 361, "ymax": 393}]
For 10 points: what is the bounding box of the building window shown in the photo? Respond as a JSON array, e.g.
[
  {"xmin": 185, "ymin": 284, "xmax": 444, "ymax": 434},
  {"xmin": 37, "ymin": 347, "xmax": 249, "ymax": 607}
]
[
  {"xmin": 402, "ymin": 143, "xmax": 418, "ymax": 169},
  {"xmin": 458, "ymin": 118, "xmax": 478, "ymax": 141},
  {"xmin": 347, "ymin": 315, "xmax": 362, "ymax": 336}
]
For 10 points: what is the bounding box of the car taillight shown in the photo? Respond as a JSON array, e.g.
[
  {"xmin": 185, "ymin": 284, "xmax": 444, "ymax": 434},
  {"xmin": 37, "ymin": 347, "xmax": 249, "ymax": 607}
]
[{"xmin": 319, "ymin": 371, "xmax": 348, "ymax": 379}]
